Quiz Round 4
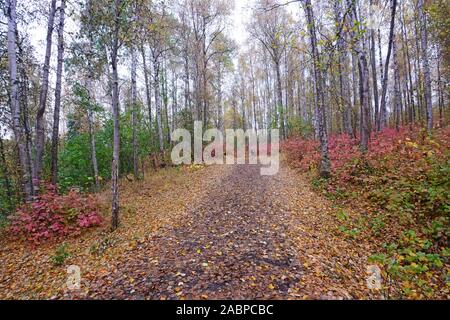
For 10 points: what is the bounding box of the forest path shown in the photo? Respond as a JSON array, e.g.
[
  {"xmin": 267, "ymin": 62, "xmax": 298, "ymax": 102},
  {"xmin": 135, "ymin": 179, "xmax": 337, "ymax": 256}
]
[{"xmin": 83, "ymin": 162, "xmax": 375, "ymax": 300}]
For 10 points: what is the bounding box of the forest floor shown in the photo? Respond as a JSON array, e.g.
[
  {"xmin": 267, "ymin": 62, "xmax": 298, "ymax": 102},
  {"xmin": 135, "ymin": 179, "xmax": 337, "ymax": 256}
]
[{"xmin": 0, "ymin": 158, "xmax": 382, "ymax": 300}]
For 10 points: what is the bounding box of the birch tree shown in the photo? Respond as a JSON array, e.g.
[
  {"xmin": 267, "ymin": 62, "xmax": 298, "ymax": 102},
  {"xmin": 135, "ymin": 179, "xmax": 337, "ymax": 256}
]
[
  {"xmin": 50, "ymin": 0, "xmax": 66, "ymax": 186},
  {"xmin": 418, "ymin": 0, "xmax": 433, "ymax": 131},
  {"xmin": 346, "ymin": 0, "xmax": 371, "ymax": 152},
  {"xmin": 378, "ymin": 0, "xmax": 397, "ymax": 131},
  {"xmin": 5, "ymin": 0, "xmax": 33, "ymax": 200},
  {"xmin": 34, "ymin": 0, "xmax": 57, "ymax": 189},
  {"xmin": 302, "ymin": 0, "xmax": 330, "ymax": 178}
]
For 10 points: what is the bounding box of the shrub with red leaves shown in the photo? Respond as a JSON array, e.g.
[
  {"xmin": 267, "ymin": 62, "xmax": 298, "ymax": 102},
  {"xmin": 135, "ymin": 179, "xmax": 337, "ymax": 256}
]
[
  {"xmin": 282, "ymin": 126, "xmax": 429, "ymax": 175},
  {"xmin": 283, "ymin": 126, "xmax": 450, "ymax": 218},
  {"xmin": 9, "ymin": 185, "xmax": 102, "ymax": 245},
  {"xmin": 282, "ymin": 138, "xmax": 320, "ymax": 171}
]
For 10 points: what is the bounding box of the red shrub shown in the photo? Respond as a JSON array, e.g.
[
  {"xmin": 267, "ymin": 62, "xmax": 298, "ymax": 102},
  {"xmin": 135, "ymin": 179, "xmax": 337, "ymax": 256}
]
[
  {"xmin": 10, "ymin": 185, "xmax": 102, "ymax": 245},
  {"xmin": 282, "ymin": 138, "xmax": 320, "ymax": 170},
  {"xmin": 328, "ymin": 134, "xmax": 360, "ymax": 171},
  {"xmin": 283, "ymin": 126, "xmax": 449, "ymax": 186},
  {"xmin": 282, "ymin": 133, "xmax": 360, "ymax": 172}
]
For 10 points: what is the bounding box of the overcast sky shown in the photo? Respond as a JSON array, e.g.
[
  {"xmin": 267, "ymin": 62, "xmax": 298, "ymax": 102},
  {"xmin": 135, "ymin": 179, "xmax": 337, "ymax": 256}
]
[{"xmin": 231, "ymin": 0, "xmax": 254, "ymax": 47}]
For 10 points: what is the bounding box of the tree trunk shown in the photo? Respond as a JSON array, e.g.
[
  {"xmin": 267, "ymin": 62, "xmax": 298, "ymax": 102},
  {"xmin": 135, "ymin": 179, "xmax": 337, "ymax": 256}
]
[
  {"xmin": 183, "ymin": 32, "xmax": 191, "ymax": 112},
  {"xmin": 240, "ymin": 78, "xmax": 247, "ymax": 131},
  {"xmin": 369, "ymin": 22, "xmax": 379, "ymax": 129},
  {"xmin": 418, "ymin": 0, "xmax": 433, "ymax": 131},
  {"xmin": 334, "ymin": 0, "xmax": 352, "ymax": 136},
  {"xmin": 303, "ymin": 0, "xmax": 330, "ymax": 178},
  {"xmin": 377, "ymin": 28, "xmax": 384, "ymax": 116},
  {"xmin": 250, "ymin": 59, "xmax": 258, "ymax": 133},
  {"xmin": 379, "ymin": 0, "xmax": 397, "ymax": 131},
  {"xmin": 393, "ymin": 37, "xmax": 402, "ymax": 131},
  {"xmin": 140, "ymin": 43, "xmax": 152, "ymax": 130},
  {"xmin": 131, "ymin": 46, "xmax": 138, "ymax": 179},
  {"xmin": 437, "ymin": 49, "xmax": 444, "ymax": 126},
  {"xmin": 171, "ymin": 69, "xmax": 178, "ymax": 131},
  {"xmin": 351, "ymin": 50, "xmax": 358, "ymax": 136},
  {"xmin": 153, "ymin": 57, "xmax": 164, "ymax": 152},
  {"xmin": 274, "ymin": 60, "xmax": 283, "ymax": 137},
  {"xmin": 6, "ymin": 0, "xmax": 33, "ymax": 201},
  {"xmin": 400, "ymin": 6, "xmax": 415, "ymax": 125},
  {"xmin": 162, "ymin": 60, "xmax": 171, "ymax": 144},
  {"xmin": 50, "ymin": 0, "xmax": 66, "ymax": 186},
  {"xmin": 86, "ymin": 78, "xmax": 100, "ymax": 190},
  {"xmin": 202, "ymin": 60, "xmax": 209, "ymax": 128},
  {"xmin": 413, "ymin": 15, "xmax": 423, "ymax": 123},
  {"xmin": 110, "ymin": 0, "xmax": 121, "ymax": 231},
  {"xmin": 217, "ymin": 63, "xmax": 223, "ymax": 130},
  {"xmin": 86, "ymin": 1, "xmax": 99, "ymax": 190},
  {"xmin": 347, "ymin": 0, "xmax": 371, "ymax": 152},
  {"xmin": 34, "ymin": 0, "xmax": 57, "ymax": 190},
  {"xmin": 16, "ymin": 29, "xmax": 35, "ymax": 199}
]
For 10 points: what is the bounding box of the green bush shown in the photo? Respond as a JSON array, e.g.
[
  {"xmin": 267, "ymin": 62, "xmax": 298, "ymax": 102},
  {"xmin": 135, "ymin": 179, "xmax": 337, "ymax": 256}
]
[{"xmin": 51, "ymin": 243, "xmax": 70, "ymax": 266}]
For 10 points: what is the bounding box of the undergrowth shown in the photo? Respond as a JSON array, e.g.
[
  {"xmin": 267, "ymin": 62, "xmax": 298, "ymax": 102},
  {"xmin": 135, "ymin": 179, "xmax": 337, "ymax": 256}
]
[
  {"xmin": 283, "ymin": 126, "xmax": 450, "ymax": 299},
  {"xmin": 9, "ymin": 184, "xmax": 103, "ymax": 246}
]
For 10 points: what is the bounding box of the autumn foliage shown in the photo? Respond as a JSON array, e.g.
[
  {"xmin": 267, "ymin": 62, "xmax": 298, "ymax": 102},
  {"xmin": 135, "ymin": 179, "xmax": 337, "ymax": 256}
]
[
  {"xmin": 282, "ymin": 127, "xmax": 450, "ymax": 201},
  {"xmin": 283, "ymin": 126, "xmax": 449, "ymax": 298},
  {"xmin": 9, "ymin": 185, "xmax": 102, "ymax": 245},
  {"xmin": 283, "ymin": 126, "xmax": 449, "ymax": 219}
]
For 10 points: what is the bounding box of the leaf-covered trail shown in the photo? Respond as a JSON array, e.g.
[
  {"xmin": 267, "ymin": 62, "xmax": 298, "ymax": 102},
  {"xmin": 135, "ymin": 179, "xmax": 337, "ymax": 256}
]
[{"xmin": 78, "ymin": 163, "xmax": 378, "ymax": 300}]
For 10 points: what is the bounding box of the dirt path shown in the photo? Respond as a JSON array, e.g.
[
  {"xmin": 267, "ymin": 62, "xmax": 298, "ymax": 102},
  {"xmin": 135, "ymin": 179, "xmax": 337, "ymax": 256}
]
[{"xmin": 80, "ymin": 163, "xmax": 376, "ymax": 300}]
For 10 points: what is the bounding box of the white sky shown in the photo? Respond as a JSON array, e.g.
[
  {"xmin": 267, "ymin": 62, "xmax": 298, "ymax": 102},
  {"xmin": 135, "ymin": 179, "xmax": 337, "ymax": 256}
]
[{"xmin": 231, "ymin": 0, "xmax": 255, "ymax": 47}]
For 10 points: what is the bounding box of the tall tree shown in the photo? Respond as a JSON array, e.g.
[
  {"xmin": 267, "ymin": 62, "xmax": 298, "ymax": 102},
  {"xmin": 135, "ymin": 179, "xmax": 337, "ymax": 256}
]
[
  {"xmin": 346, "ymin": 0, "xmax": 371, "ymax": 152},
  {"xmin": 146, "ymin": 3, "xmax": 172, "ymax": 153},
  {"xmin": 130, "ymin": 46, "xmax": 139, "ymax": 178},
  {"xmin": 393, "ymin": 35, "xmax": 402, "ymax": 131},
  {"xmin": 302, "ymin": 0, "xmax": 330, "ymax": 178},
  {"xmin": 50, "ymin": 0, "xmax": 66, "ymax": 186},
  {"xmin": 150, "ymin": 44, "xmax": 165, "ymax": 153},
  {"xmin": 369, "ymin": 0, "xmax": 380, "ymax": 129},
  {"xmin": 378, "ymin": 0, "xmax": 397, "ymax": 131},
  {"xmin": 249, "ymin": 0, "xmax": 292, "ymax": 138},
  {"xmin": 86, "ymin": 2, "xmax": 101, "ymax": 190},
  {"xmin": 187, "ymin": 0, "xmax": 231, "ymax": 128},
  {"xmin": 88, "ymin": 0, "xmax": 130, "ymax": 229},
  {"xmin": 5, "ymin": 0, "xmax": 34, "ymax": 200},
  {"xmin": 110, "ymin": 0, "xmax": 123, "ymax": 230},
  {"xmin": 334, "ymin": 0, "xmax": 352, "ymax": 136},
  {"xmin": 140, "ymin": 43, "xmax": 152, "ymax": 129},
  {"xmin": 418, "ymin": 0, "xmax": 433, "ymax": 131},
  {"xmin": 34, "ymin": 0, "xmax": 57, "ymax": 190}
]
